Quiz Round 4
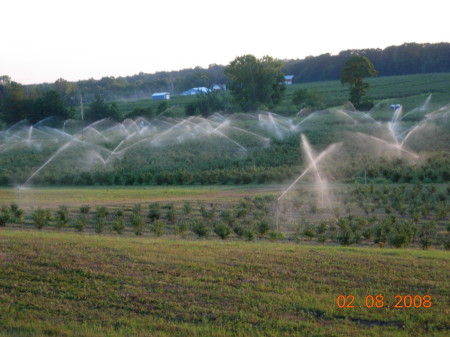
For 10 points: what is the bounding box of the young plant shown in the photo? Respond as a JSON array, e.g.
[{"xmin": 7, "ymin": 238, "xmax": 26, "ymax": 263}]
[
  {"xmin": 0, "ymin": 206, "xmax": 10, "ymax": 227},
  {"xmin": 302, "ymin": 223, "xmax": 316, "ymax": 240},
  {"xmin": 191, "ymin": 220, "xmax": 209, "ymax": 238},
  {"xmin": 95, "ymin": 206, "xmax": 109, "ymax": 234},
  {"xmin": 417, "ymin": 221, "xmax": 437, "ymax": 250},
  {"xmin": 9, "ymin": 203, "xmax": 24, "ymax": 224},
  {"xmin": 112, "ymin": 210, "xmax": 125, "ymax": 234},
  {"xmin": 31, "ymin": 208, "xmax": 51, "ymax": 229},
  {"xmin": 200, "ymin": 204, "xmax": 216, "ymax": 219},
  {"xmin": 175, "ymin": 220, "xmax": 189, "ymax": 238},
  {"xmin": 214, "ymin": 223, "xmax": 231, "ymax": 240},
  {"xmin": 268, "ymin": 230, "xmax": 284, "ymax": 242},
  {"xmin": 151, "ymin": 219, "xmax": 165, "ymax": 237},
  {"xmin": 165, "ymin": 204, "xmax": 176, "ymax": 223},
  {"xmin": 388, "ymin": 220, "xmax": 417, "ymax": 248},
  {"xmin": 243, "ymin": 229, "xmax": 255, "ymax": 241},
  {"xmin": 148, "ymin": 202, "xmax": 161, "ymax": 222},
  {"xmin": 55, "ymin": 205, "xmax": 70, "ymax": 229},
  {"xmin": 255, "ymin": 219, "xmax": 271, "ymax": 237},
  {"xmin": 183, "ymin": 201, "xmax": 192, "ymax": 215},
  {"xmin": 131, "ymin": 204, "xmax": 145, "ymax": 235},
  {"xmin": 75, "ymin": 205, "xmax": 90, "ymax": 232}
]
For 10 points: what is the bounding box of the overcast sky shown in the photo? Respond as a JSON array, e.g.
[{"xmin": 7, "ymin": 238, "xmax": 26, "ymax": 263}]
[{"xmin": 3, "ymin": 0, "xmax": 448, "ymax": 84}]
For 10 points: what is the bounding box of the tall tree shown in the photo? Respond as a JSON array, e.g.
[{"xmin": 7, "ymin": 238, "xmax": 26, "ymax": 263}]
[
  {"xmin": 224, "ymin": 54, "xmax": 285, "ymax": 111},
  {"xmin": 89, "ymin": 94, "xmax": 120, "ymax": 121},
  {"xmin": 340, "ymin": 55, "xmax": 378, "ymax": 109},
  {"xmin": 1, "ymin": 81, "xmax": 32, "ymax": 124},
  {"xmin": 32, "ymin": 90, "xmax": 69, "ymax": 123}
]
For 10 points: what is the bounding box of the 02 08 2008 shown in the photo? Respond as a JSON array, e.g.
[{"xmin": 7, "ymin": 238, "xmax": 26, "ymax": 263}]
[{"xmin": 336, "ymin": 295, "xmax": 432, "ymax": 308}]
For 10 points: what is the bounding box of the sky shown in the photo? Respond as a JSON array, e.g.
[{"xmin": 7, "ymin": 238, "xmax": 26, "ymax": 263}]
[{"xmin": 2, "ymin": 0, "xmax": 449, "ymax": 84}]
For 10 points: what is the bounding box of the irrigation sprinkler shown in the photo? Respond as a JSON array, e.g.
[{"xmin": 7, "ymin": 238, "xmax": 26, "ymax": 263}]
[
  {"xmin": 80, "ymin": 95, "xmax": 84, "ymax": 140},
  {"xmin": 275, "ymin": 137, "xmax": 339, "ymax": 231}
]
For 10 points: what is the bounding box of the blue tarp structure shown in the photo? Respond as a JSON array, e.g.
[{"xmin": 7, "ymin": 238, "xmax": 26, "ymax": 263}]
[{"xmin": 152, "ymin": 92, "xmax": 170, "ymax": 100}]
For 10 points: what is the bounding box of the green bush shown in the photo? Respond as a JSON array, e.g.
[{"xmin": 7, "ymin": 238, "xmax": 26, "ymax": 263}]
[
  {"xmin": 268, "ymin": 230, "xmax": 284, "ymax": 242},
  {"xmin": 220, "ymin": 209, "xmax": 235, "ymax": 227},
  {"xmin": 244, "ymin": 229, "xmax": 255, "ymax": 241},
  {"xmin": 31, "ymin": 208, "xmax": 51, "ymax": 229},
  {"xmin": 55, "ymin": 205, "xmax": 70, "ymax": 229},
  {"xmin": 302, "ymin": 224, "xmax": 316, "ymax": 240},
  {"xmin": 373, "ymin": 219, "xmax": 391, "ymax": 247},
  {"xmin": 417, "ymin": 221, "xmax": 437, "ymax": 249},
  {"xmin": 316, "ymin": 221, "xmax": 327, "ymax": 235},
  {"xmin": 0, "ymin": 206, "xmax": 10, "ymax": 227},
  {"xmin": 199, "ymin": 204, "xmax": 216, "ymax": 219},
  {"xmin": 214, "ymin": 223, "xmax": 231, "ymax": 240},
  {"xmin": 233, "ymin": 224, "xmax": 245, "ymax": 237},
  {"xmin": 75, "ymin": 214, "xmax": 88, "ymax": 232},
  {"xmin": 148, "ymin": 202, "xmax": 161, "ymax": 222},
  {"xmin": 176, "ymin": 220, "xmax": 189, "ymax": 237},
  {"xmin": 75, "ymin": 205, "xmax": 90, "ymax": 232},
  {"xmin": 183, "ymin": 201, "xmax": 192, "ymax": 215},
  {"xmin": 131, "ymin": 204, "xmax": 145, "ymax": 235},
  {"xmin": 80, "ymin": 205, "xmax": 90, "ymax": 214},
  {"xmin": 388, "ymin": 219, "xmax": 417, "ymax": 248},
  {"xmin": 337, "ymin": 224, "xmax": 355, "ymax": 246},
  {"xmin": 191, "ymin": 220, "xmax": 209, "ymax": 238},
  {"xmin": 95, "ymin": 206, "xmax": 109, "ymax": 234},
  {"xmin": 442, "ymin": 236, "xmax": 450, "ymax": 250},
  {"xmin": 165, "ymin": 204, "xmax": 176, "ymax": 223},
  {"xmin": 151, "ymin": 219, "xmax": 165, "ymax": 237},
  {"xmin": 9, "ymin": 203, "xmax": 24, "ymax": 224},
  {"xmin": 112, "ymin": 210, "xmax": 125, "ymax": 234},
  {"xmin": 255, "ymin": 219, "xmax": 271, "ymax": 237}
]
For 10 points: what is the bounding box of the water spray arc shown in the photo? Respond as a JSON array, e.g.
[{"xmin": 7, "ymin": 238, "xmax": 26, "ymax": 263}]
[{"xmin": 275, "ymin": 135, "xmax": 339, "ymax": 231}]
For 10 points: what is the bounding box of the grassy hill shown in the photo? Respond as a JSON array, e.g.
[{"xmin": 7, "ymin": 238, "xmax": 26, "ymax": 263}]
[
  {"xmin": 0, "ymin": 230, "xmax": 448, "ymax": 337},
  {"xmin": 106, "ymin": 73, "xmax": 450, "ymax": 118}
]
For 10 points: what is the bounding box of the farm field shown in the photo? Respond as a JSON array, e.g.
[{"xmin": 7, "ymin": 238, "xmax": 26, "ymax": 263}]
[
  {"xmin": 0, "ymin": 185, "xmax": 280, "ymax": 208},
  {"xmin": 0, "ymin": 183, "xmax": 448, "ymax": 250},
  {"xmin": 106, "ymin": 73, "xmax": 450, "ymax": 117},
  {"xmin": 0, "ymin": 230, "xmax": 448, "ymax": 337},
  {"xmin": 0, "ymin": 71, "xmax": 449, "ymax": 336}
]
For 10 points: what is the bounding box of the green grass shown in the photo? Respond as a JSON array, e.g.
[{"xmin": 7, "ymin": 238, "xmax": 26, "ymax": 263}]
[
  {"xmin": 0, "ymin": 230, "xmax": 448, "ymax": 336},
  {"xmin": 279, "ymin": 72, "xmax": 450, "ymax": 113},
  {"xmin": 0, "ymin": 185, "xmax": 278, "ymax": 208},
  {"xmin": 113, "ymin": 95, "xmax": 197, "ymax": 116},
  {"xmin": 106, "ymin": 73, "xmax": 450, "ymax": 117}
]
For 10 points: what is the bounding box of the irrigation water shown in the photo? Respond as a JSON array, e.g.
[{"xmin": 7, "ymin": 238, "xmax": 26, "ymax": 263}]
[
  {"xmin": 0, "ymin": 96, "xmax": 448, "ymax": 196},
  {"xmin": 275, "ymin": 135, "xmax": 341, "ymax": 230}
]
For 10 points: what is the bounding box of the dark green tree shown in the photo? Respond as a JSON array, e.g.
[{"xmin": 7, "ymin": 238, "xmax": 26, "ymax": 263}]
[
  {"xmin": 340, "ymin": 55, "xmax": 378, "ymax": 109},
  {"xmin": 89, "ymin": 94, "xmax": 121, "ymax": 121},
  {"xmin": 1, "ymin": 81, "xmax": 32, "ymax": 124},
  {"xmin": 224, "ymin": 54, "xmax": 286, "ymax": 111},
  {"xmin": 33, "ymin": 90, "xmax": 69, "ymax": 123}
]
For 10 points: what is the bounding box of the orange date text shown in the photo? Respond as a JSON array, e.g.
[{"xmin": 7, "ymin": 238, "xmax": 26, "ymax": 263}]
[{"xmin": 336, "ymin": 295, "xmax": 432, "ymax": 308}]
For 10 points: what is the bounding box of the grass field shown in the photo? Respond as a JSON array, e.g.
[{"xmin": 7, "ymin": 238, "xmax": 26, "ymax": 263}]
[
  {"xmin": 0, "ymin": 230, "xmax": 448, "ymax": 337},
  {"xmin": 0, "ymin": 185, "xmax": 280, "ymax": 208}
]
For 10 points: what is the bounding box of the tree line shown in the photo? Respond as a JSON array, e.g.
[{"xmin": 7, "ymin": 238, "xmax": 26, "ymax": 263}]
[
  {"xmin": 1, "ymin": 42, "xmax": 450, "ymax": 127},
  {"xmin": 284, "ymin": 42, "xmax": 450, "ymax": 82}
]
